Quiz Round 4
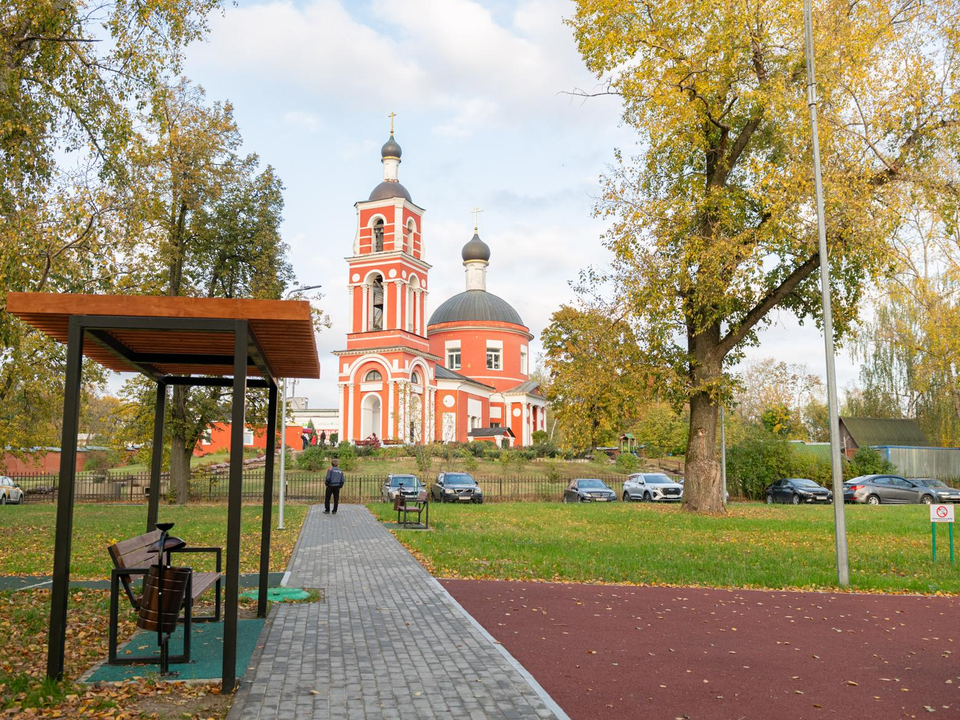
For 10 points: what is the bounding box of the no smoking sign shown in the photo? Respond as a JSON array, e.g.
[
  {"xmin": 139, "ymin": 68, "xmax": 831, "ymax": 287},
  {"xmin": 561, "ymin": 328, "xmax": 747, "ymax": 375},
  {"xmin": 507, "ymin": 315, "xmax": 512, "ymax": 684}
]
[{"xmin": 931, "ymin": 504, "xmax": 955, "ymax": 523}]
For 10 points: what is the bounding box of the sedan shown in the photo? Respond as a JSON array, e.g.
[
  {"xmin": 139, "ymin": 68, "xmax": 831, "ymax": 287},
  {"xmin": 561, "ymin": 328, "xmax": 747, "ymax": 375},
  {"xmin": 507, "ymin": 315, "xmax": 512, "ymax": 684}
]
[
  {"xmin": 622, "ymin": 473, "xmax": 683, "ymax": 502},
  {"xmin": 381, "ymin": 474, "xmax": 423, "ymax": 503},
  {"xmin": 432, "ymin": 472, "xmax": 483, "ymax": 503},
  {"xmin": 765, "ymin": 478, "xmax": 832, "ymax": 505},
  {"xmin": 0, "ymin": 476, "xmax": 24, "ymax": 505},
  {"xmin": 844, "ymin": 474, "xmax": 940, "ymax": 505},
  {"xmin": 910, "ymin": 478, "xmax": 960, "ymax": 504},
  {"xmin": 563, "ymin": 478, "xmax": 617, "ymax": 503}
]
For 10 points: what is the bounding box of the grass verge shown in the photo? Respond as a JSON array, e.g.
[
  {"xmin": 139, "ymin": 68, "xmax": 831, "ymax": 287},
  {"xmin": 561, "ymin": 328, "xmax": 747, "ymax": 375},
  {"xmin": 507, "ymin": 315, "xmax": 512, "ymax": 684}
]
[
  {"xmin": 0, "ymin": 504, "xmax": 308, "ymax": 578},
  {"xmin": 368, "ymin": 501, "xmax": 960, "ymax": 595},
  {"xmin": 0, "ymin": 504, "xmax": 309, "ymax": 718}
]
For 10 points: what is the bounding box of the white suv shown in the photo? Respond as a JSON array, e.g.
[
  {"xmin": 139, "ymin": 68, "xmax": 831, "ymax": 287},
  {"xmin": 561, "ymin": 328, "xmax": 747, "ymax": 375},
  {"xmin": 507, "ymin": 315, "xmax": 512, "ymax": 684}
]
[
  {"xmin": 622, "ymin": 473, "xmax": 683, "ymax": 502},
  {"xmin": 0, "ymin": 476, "xmax": 25, "ymax": 505}
]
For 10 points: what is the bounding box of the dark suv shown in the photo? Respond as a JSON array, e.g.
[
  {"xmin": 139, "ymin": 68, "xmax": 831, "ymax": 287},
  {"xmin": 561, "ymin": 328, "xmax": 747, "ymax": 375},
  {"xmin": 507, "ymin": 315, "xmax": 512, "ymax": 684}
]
[
  {"xmin": 844, "ymin": 474, "xmax": 940, "ymax": 505},
  {"xmin": 433, "ymin": 472, "xmax": 483, "ymax": 503}
]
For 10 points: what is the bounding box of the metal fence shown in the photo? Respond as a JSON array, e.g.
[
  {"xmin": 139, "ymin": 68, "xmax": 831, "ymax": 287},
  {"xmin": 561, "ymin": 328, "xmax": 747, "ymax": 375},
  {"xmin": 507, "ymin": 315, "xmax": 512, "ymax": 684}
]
[
  {"xmin": 7, "ymin": 470, "xmax": 631, "ymax": 505},
  {"xmin": 877, "ymin": 446, "xmax": 960, "ymax": 483}
]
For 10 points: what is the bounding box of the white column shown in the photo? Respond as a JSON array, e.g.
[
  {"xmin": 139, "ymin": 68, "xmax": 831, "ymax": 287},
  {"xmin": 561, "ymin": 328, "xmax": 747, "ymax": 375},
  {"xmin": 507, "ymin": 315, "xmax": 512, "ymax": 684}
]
[
  {"xmin": 347, "ymin": 286, "xmax": 355, "ymax": 332},
  {"xmin": 337, "ymin": 384, "xmax": 345, "ymax": 441},
  {"xmin": 387, "ymin": 381, "xmax": 395, "ymax": 440},
  {"xmin": 395, "ymin": 280, "xmax": 403, "ymax": 329},
  {"xmin": 361, "ymin": 286, "xmax": 369, "ymax": 332}
]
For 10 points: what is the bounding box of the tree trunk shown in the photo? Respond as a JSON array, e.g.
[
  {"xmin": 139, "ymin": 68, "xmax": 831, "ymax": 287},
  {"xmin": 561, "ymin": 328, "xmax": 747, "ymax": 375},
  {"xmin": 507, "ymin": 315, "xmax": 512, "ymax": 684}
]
[
  {"xmin": 683, "ymin": 324, "xmax": 725, "ymax": 513},
  {"xmin": 169, "ymin": 385, "xmax": 191, "ymax": 505}
]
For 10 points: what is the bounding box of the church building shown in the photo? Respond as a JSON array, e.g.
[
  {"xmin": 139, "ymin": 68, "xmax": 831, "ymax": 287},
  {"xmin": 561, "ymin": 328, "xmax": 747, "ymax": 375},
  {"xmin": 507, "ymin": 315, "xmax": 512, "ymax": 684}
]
[{"xmin": 335, "ymin": 130, "xmax": 546, "ymax": 446}]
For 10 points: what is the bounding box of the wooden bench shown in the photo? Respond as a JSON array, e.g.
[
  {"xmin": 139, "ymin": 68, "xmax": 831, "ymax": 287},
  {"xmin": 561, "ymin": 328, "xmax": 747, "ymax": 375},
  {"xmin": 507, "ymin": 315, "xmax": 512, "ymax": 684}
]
[
  {"xmin": 394, "ymin": 491, "xmax": 429, "ymax": 529},
  {"xmin": 107, "ymin": 530, "xmax": 222, "ymax": 665}
]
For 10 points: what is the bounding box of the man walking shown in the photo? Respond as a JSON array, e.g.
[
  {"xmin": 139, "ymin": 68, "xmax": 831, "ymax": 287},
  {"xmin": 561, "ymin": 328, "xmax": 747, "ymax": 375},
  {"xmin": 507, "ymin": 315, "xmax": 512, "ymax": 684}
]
[{"xmin": 324, "ymin": 458, "xmax": 345, "ymax": 514}]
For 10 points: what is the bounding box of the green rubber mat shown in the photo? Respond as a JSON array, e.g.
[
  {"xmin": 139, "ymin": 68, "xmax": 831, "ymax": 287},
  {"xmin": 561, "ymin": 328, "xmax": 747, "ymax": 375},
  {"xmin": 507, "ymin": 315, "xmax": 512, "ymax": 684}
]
[
  {"xmin": 85, "ymin": 619, "xmax": 265, "ymax": 683},
  {"xmin": 240, "ymin": 587, "xmax": 310, "ymax": 602}
]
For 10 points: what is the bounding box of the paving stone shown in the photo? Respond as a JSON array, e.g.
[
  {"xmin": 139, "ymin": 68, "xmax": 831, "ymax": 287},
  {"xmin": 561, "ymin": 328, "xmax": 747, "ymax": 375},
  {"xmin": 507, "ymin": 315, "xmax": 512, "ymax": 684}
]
[{"xmin": 228, "ymin": 505, "xmax": 559, "ymax": 720}]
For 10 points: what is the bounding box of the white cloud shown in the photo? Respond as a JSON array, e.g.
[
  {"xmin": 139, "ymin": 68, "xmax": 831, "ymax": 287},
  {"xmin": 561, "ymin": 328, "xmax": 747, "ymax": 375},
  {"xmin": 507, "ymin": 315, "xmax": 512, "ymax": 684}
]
[{"xmin": 283, "ymin": 110, "xmax": 323, "ymax": 133}]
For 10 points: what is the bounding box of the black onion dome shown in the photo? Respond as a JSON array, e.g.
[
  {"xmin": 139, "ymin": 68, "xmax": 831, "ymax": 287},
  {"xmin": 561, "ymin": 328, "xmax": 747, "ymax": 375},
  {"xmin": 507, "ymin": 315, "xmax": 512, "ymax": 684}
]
[
  {"xmin": 428, "ymin": 290, "xmax": 525, "ymax": 327},
  {"xmin": 368, "ymin": 181, "xmax": 412, "ymax": 202},
  {"xmin": 381, "ymin": 134, "xmax": 402, "ymax": 159},
  {"xmin": 461, "ymin": 232, "xmax": 491, "ymax": 262}
]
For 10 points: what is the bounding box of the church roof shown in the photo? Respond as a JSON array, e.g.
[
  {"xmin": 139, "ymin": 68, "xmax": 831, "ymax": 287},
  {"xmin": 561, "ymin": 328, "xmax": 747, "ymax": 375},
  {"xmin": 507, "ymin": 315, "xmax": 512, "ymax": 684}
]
[
  {"xmin": 468, "ymin": 427, "xmax": 516, "ymax": 438},
  {"xmin": 368, "ymin": 181, "xmax": 412, "ymax": 202},
  {"xmin": 434, "ymin": 364, "xmax": 495, "ymax": 390},
  {"xmin": 428, "ymin": 289, "xmax": 525, "ymax": 327},
  {"xmin": 502, "ymin": 380, "xmax": 543, "ymax": 397},
  {"xmin": 462, "ymin": 232, "xmax": 491, "ymax": 262}
]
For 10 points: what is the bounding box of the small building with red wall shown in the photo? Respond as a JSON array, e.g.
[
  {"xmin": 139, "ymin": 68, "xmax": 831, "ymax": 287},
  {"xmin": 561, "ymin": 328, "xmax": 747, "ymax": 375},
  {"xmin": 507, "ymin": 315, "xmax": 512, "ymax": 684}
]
[{"xmin": 194, "ymin": 423, "xmax": 304, "ymax": 456}]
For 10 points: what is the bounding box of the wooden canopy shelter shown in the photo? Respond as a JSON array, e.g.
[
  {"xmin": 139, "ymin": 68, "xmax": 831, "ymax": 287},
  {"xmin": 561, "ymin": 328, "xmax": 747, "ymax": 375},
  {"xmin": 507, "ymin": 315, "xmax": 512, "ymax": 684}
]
[{"xmin": 6, "ymin": 292, "xmax": 320, "ymax": 691}]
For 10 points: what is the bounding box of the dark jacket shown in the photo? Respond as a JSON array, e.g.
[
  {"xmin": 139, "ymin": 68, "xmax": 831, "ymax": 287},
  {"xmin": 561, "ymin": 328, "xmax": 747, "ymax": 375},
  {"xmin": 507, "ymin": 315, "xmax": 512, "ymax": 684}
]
[{"xmin": 325, "ymin": 467, "xmax": 345, "ymax": 488}]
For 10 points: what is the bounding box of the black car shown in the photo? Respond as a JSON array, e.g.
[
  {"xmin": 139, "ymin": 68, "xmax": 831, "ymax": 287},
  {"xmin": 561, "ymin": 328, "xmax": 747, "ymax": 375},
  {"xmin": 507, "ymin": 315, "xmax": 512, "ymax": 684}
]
[
  {"xmin": 432, "ymin": 472, "xmax": 483, "ymax": 503},
  {"xmin": 844, "ymin": 474, "xmax": 940, "ymax": 504},
  {"xmin": 765, "ymin": 478, "xmax": 833, "ymax": 505},
  {"xmin": 563, "ymin": 478, "xmax": 617, "ymax": 503}
]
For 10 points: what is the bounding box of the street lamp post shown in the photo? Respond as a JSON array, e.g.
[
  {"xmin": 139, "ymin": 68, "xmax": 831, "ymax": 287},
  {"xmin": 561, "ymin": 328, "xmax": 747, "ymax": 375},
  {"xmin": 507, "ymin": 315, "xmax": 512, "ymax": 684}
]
[
  {"xmin": 278, "ymin": 285, "xmax": 321, "ymax": 531},
  {"xmin": 803, "ymin": 0, "xmax": 849, "ymax": 586}
]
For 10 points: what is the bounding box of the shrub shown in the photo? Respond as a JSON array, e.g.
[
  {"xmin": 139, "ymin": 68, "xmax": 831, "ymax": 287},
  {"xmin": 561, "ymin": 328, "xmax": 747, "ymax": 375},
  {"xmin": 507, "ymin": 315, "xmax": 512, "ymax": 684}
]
[
  {"xmin": 466, "ymin": 441, "xmax": 489, "ymax": 457},
  {"xmin": 297, "ymin": 445, "xmax": 327, "ymax": 472},
  {"xmin": 501, "ymin": 437, "xmax": 510, "ymax": 449},
  {"xmin": 462, "ymin": 452, "xmax": 479, "ymax": 472},
  {"xmin": 532, "ymin": 430, "xmax": 549, "ymax": 444},
  {"xmin": 545, "ymin": 460, "xmax": 562, "ymax": 483},
  {"xmin": 532, "ymin": 441, "xmax": 558, "ymax": 458},
  {"xmin": 847, "ymin": 446, "xmax": 896, "ymax": 478},
  {"xmin": 337, "ymin": 443, "xmax": 357, "ymax": 471},
  {"xmin": 615, "ymin": 452, "xmax": 640, "ymax": 474},
  {"xmin": 329, "ymin": 432, "xmax": 339, "ymax": 445},
  {"xmin": 83, "ymin": 450, "xmax": 111, "ymax": 473}
]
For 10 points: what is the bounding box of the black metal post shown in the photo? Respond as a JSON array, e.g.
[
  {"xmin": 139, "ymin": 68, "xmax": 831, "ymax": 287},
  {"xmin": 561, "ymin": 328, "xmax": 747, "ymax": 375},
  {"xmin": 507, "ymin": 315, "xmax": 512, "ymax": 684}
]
[
  {"xmin": 46, "ymin": 316, "xmax": 84, "ymax": 680},
  {"xmin": 222, "ymin": 321, "xmax": 248, "ymax": 691},
  {"xmin": 257, "ymin": 381, "xmax": 278, "ymax": 618},
  {"xmin": 147, "ymin": 381, "xmax": 167, "ymax": 532}
]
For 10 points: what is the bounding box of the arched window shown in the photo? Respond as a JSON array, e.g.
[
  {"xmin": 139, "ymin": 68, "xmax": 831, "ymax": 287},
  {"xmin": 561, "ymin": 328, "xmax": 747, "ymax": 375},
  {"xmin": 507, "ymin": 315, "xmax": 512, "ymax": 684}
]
[
  {"xmin": 370, "ymin": 274, "xmax": 384, "ymax": 331},
  {"xmin": 364, "ymin": 369, "xmax": 382, "ymax": 382},
  {"xmin": 373, "ymin": 219, "xmax": 384, "ymax": 252},
  {"xmin": 411, "ymin": 371, "xmax": 421, "ymax": 385},
  {"xmin": 405, "ymin": 220, "xmax": 415, "ymax": 253}
]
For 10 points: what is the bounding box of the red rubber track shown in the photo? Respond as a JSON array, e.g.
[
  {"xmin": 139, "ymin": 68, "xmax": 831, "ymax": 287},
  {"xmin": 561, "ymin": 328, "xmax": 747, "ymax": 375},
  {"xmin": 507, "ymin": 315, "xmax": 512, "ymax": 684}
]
[{"xmin": 442, "ymin": 579, "xmax": 960, "ymax": 720}]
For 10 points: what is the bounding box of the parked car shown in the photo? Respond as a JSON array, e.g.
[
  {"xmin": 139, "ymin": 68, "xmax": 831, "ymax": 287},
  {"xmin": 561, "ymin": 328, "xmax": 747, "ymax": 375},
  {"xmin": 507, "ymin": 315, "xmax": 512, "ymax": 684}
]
[
  {"xmin": 844, "ymin": 474, "xmax": 942, "ymax": 505},
  {"xmin": 432, "ymin": 472, "xmax": 483, "ymax": 503},
  {"xmin": 622, "ymin": 473, "xmax": 683, "ymax": 502},
  {"xmin": 764, "ymin": 478, "xmax": 832, "ymax": 505},
  {"xmin": 381, "ymin": 474, "xmax": 423, "ymax": 503},
  {"xmin": 909, "ymin": 478, "xmax": 960, "ymax": 504},
  {"xmin": 563, "ymin": 478, "xmax": 617, "ymax": 503},
  {"xmin": 0, "ymin": 476, "xmax": 24, "ymax": 505}
]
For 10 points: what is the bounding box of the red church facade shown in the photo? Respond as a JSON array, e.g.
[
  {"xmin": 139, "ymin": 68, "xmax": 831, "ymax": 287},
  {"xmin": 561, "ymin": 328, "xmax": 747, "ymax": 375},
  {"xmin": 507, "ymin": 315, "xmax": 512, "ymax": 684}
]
[{"xmin": 336, "ymin": 130, "xmax": 545, "ymax": 446}]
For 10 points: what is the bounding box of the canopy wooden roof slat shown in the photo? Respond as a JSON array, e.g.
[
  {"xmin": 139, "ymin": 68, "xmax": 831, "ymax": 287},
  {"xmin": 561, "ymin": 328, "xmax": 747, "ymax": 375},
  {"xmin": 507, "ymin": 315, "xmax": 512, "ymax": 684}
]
[{"xmin": 7, "ymin": 292, "xmax": 320, "ymax": 379}]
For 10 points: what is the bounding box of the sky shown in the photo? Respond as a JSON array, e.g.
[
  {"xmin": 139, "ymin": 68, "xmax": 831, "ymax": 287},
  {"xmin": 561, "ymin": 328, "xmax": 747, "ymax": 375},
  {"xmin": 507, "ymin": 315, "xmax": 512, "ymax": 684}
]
[{"xmin": 177, "ymin": 0, "xmax": 862, "ymax": 408}]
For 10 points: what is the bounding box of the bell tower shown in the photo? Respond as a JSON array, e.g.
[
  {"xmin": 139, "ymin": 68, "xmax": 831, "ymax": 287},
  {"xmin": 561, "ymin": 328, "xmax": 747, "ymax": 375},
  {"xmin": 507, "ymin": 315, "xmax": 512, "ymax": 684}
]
[{"xmin": 336, "ymin": 119, "xmax": 438, "ymax": 445}]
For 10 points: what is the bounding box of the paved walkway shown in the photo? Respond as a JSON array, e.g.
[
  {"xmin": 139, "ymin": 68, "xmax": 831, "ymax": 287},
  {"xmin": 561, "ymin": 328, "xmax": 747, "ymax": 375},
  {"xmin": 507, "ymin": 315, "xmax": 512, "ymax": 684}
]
[{"xmin": 228, "ymin": 505, "xmax": 562, "ymax": 720}]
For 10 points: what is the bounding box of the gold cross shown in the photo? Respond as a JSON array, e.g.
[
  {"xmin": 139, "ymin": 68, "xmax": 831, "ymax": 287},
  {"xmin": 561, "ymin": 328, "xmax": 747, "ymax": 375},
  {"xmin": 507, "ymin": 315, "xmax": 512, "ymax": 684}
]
[
  {"xmin": 388, "ymin": 111, "xmax": 397, "ymax": 135},
  {"xmin": 470, "ymin": 206, "xmax": 483, "ymax": 232}
]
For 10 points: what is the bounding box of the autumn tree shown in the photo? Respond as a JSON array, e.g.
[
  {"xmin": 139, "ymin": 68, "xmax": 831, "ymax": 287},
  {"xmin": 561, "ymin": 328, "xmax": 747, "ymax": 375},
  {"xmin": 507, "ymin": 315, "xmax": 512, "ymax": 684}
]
[
  {"xmin": 735, "ymin": 358, "xmax": 824, "ymax": 440},
  {"xmin": 569, "ymin": 0, "xmax": 960, "ymax": 512},
  {"xmin": 1, "ymin": 0, "xmax": 223, "ymax": 453},
  {"xmin": 541, "ymin": 304, "xmax": 643, "ymax": 452},
  {"xmin": 117, "ymin": 81, "xmax": 295, "ymax": 503}
]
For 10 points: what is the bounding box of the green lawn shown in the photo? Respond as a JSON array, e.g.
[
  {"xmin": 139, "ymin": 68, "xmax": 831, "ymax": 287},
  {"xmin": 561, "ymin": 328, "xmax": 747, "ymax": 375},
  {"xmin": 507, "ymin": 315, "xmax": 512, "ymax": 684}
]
[
  {"xmin": 369, "ymin": 501, "xmax": 960, "ymax": 594},
  {"xmin": 0, "ymin": 504, "xmax": 308, "ymax": 579}
]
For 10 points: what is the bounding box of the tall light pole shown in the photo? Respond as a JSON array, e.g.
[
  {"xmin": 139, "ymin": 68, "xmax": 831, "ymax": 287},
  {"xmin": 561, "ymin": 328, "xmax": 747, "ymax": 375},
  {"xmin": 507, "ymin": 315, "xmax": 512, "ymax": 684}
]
[
  {"xmin": 720, "ymin": 405, "xmax": 727, "ymax": 507},
  {"xmin": 278, "ymin": 284, "xmax": 321, "ymax": 530},
  {"xmin": 803, "ymin": 0, "xmax": 849, "ymax": 586}
]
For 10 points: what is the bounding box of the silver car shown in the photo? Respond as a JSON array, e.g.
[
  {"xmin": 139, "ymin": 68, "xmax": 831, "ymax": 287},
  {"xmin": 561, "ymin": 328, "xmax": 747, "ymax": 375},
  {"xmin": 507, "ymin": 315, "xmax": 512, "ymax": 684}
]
[
  {"xmin": 0, "ymin": 476, "xmax": 24, "ymax": 505},
  {"xmin": 381, "ymin": 474, "xmax": 422, "ymax": 503},
  {"xmin": 622, "ymin": 473, "xmax": 683, "ymax": 502}
]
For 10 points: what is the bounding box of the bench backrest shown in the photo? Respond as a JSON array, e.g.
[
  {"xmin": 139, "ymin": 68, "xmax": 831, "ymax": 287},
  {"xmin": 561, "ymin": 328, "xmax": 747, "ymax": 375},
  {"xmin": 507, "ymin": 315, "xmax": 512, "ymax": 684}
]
[
  {"xmin": 393, "ymin": 495, "xmax": 405, "ymax": 511},
  {"xmin": 107, "ymin": 530, "xmax": 162, "ymax": 606}
]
